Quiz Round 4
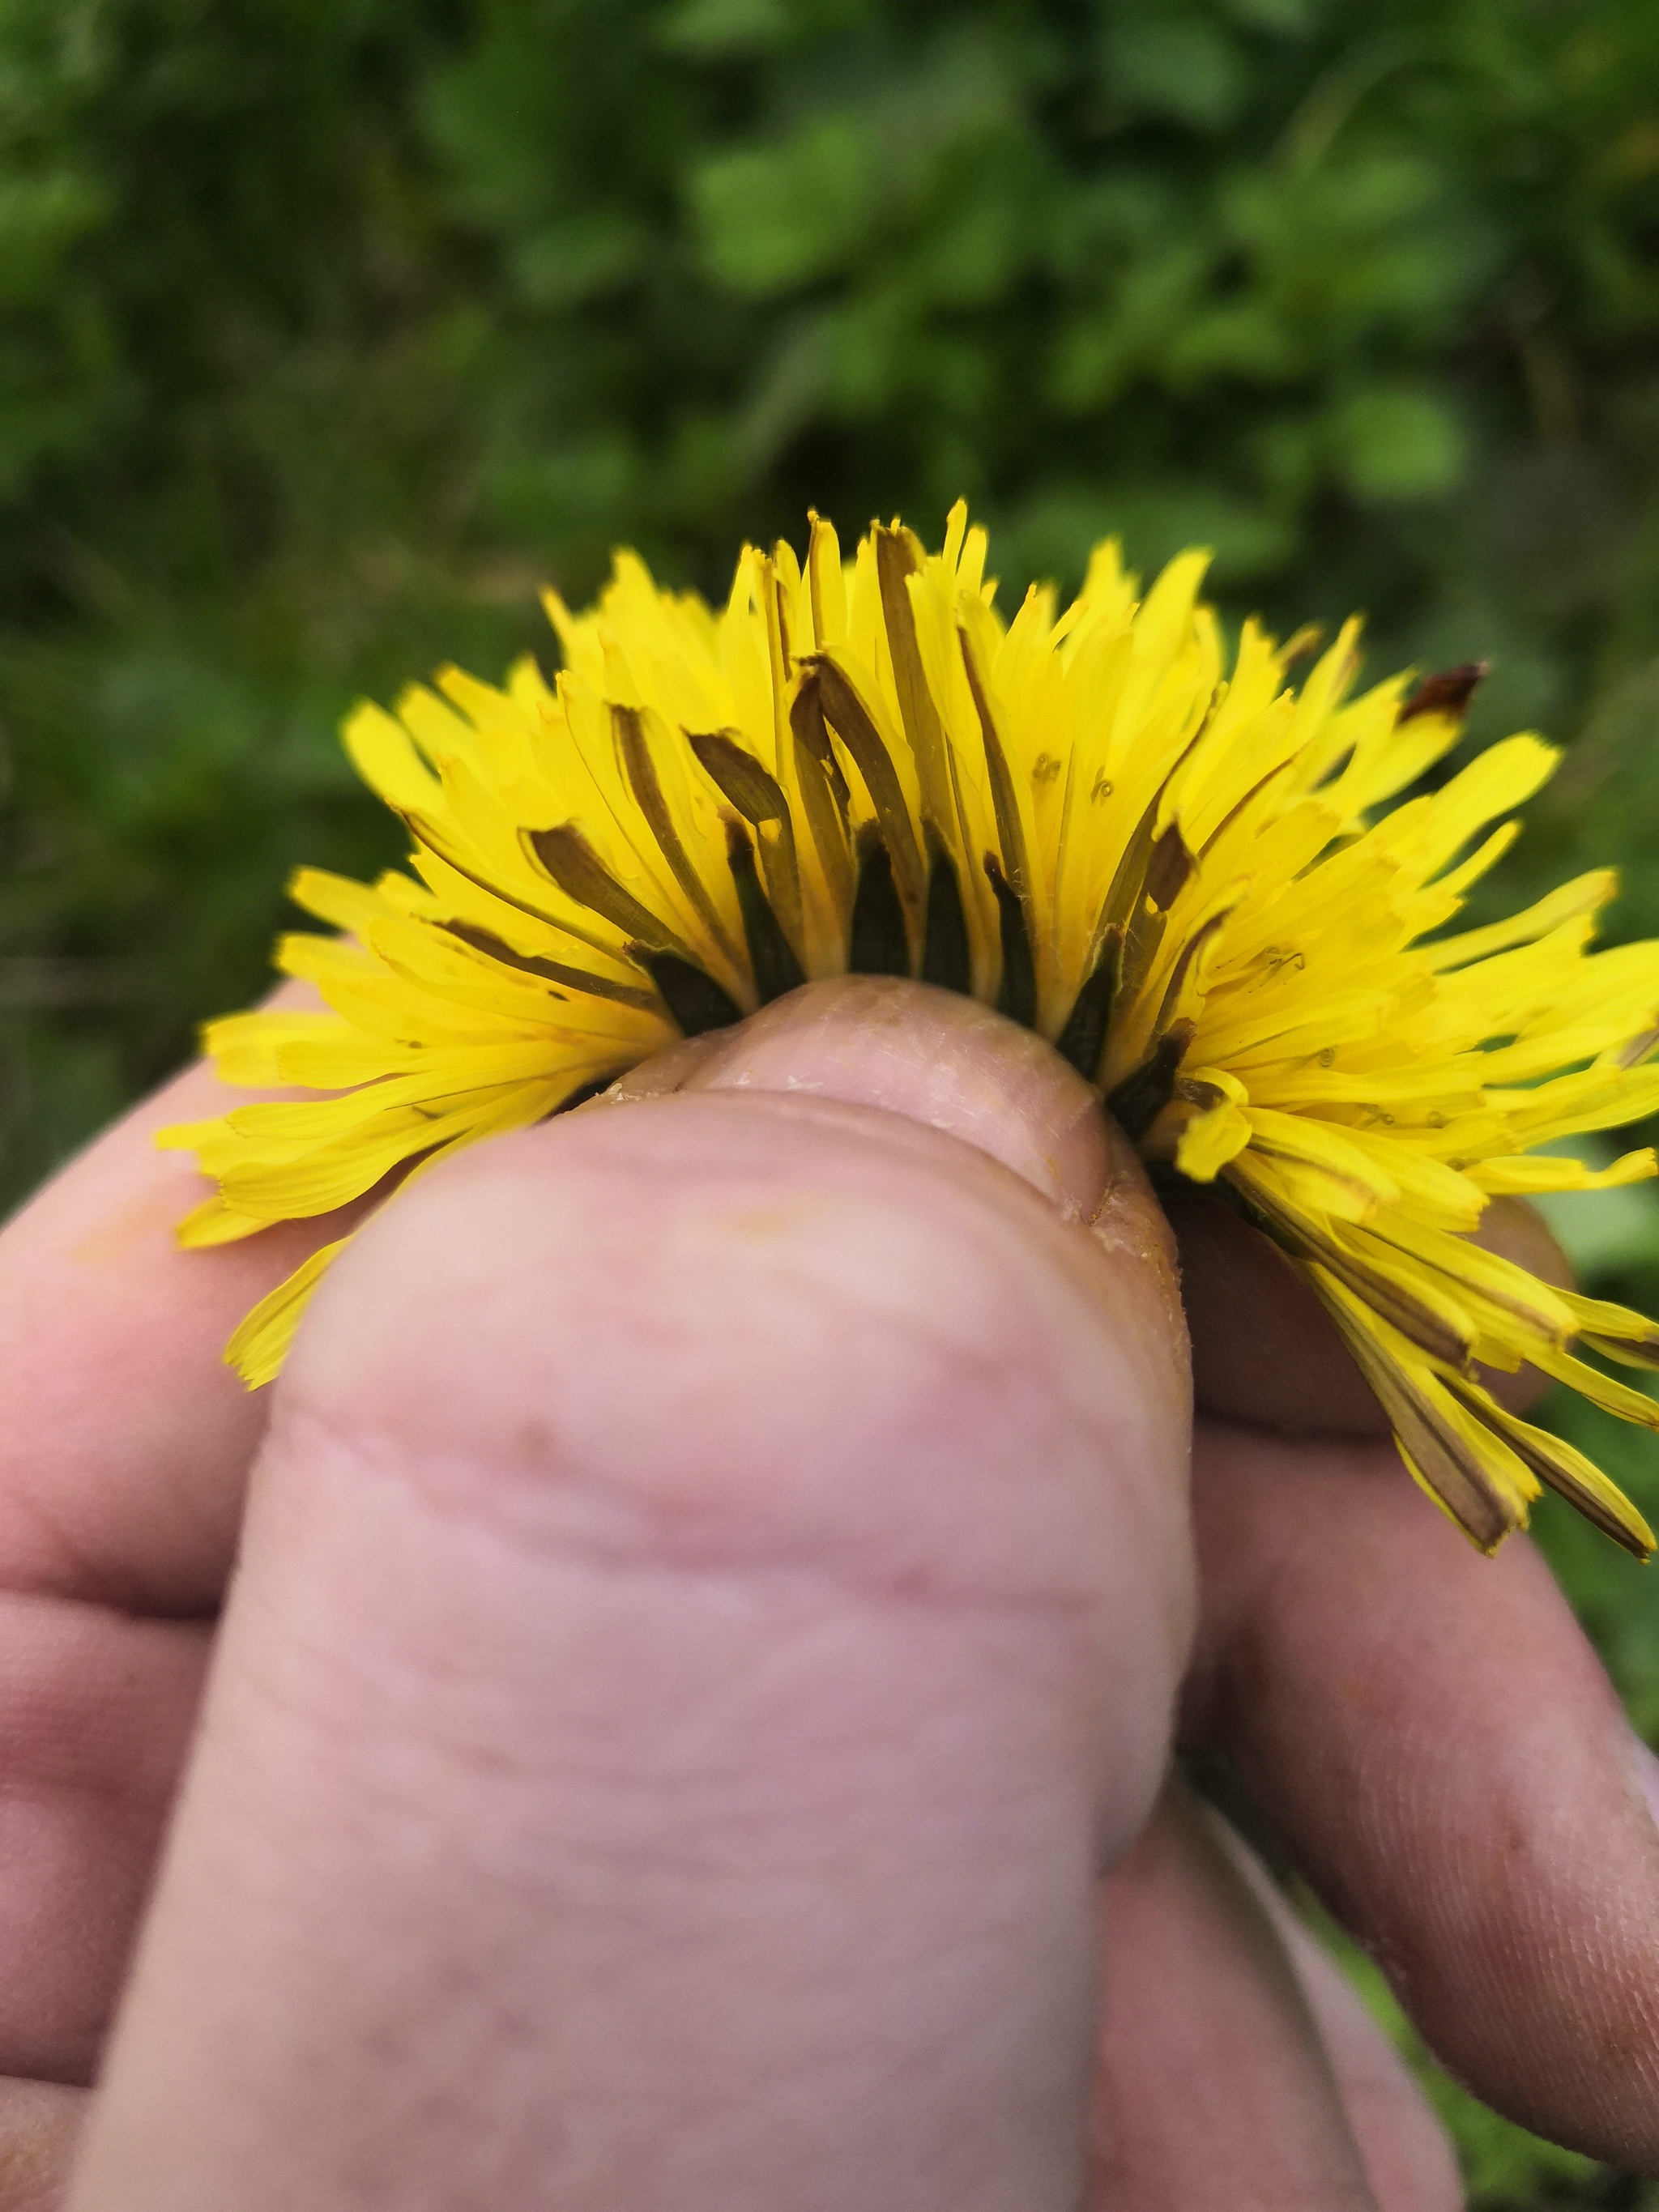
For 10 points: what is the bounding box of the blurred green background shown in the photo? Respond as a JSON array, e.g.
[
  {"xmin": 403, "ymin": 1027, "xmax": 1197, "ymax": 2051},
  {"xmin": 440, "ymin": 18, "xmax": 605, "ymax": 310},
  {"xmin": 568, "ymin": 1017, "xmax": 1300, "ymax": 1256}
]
[{"xmin": 3, "ymin": 0, "xmax": 1659, "ymax": 2197}]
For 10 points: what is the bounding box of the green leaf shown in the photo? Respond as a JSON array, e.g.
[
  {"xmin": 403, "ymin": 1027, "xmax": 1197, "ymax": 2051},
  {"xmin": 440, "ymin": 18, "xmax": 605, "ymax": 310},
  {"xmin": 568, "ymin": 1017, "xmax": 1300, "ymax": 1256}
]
[{"xmin": 1099, "ymin": 17, "xmax": 1247, "ymax": 132}]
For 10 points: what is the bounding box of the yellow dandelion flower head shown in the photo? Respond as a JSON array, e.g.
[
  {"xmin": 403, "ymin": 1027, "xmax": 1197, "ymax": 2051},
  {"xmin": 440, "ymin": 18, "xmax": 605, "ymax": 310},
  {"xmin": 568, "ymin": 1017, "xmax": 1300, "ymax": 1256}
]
[{"xmin": 161, "ymin": 503, "xmax": 1659, "ymax": 1559}]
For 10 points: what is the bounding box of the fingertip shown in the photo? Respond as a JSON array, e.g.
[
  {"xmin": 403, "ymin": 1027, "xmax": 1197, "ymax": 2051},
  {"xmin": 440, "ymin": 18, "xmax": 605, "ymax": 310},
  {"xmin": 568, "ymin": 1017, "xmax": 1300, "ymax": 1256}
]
[
  {"xmin": 283, "ymin": 1089, "xmax": 1192, "ymax": 1701},
  {"xmin": 597, "ymin": 974, "xmax": 1192, "ymax": 1502},
  {"xmin": 285, "ymin": 978, "xmax": 1197, "ymax": 1658}
]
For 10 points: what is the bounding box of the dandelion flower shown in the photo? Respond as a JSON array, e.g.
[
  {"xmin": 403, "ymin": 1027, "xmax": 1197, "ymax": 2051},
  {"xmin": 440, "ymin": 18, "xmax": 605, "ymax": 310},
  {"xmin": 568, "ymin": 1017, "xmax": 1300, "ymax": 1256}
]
[{"xmin": 161, "ymin": 505, "xmax": 1659, "ymax": 1558}]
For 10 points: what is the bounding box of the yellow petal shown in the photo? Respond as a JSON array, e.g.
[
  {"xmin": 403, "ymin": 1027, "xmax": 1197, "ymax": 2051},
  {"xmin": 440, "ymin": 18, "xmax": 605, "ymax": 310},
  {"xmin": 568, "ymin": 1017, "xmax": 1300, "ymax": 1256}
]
[{"xmin": 226, "ymin": 1238, "xmax": 352, "ymax": 1388}]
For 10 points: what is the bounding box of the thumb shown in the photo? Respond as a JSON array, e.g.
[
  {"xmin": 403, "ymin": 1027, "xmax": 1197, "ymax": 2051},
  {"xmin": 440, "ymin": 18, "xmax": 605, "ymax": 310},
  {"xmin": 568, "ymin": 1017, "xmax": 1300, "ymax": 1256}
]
[{"xmin": 69, "ymin": 978, "xmax": 1192, "ymax": 2212}]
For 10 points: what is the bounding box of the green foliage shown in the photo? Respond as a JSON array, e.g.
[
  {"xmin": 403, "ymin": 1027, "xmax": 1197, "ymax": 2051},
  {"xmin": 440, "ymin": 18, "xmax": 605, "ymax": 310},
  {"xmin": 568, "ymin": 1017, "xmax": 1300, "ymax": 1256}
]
[{"xmin": 5, "ymin": 4, "xmax": 1659, "ymax": 2197}]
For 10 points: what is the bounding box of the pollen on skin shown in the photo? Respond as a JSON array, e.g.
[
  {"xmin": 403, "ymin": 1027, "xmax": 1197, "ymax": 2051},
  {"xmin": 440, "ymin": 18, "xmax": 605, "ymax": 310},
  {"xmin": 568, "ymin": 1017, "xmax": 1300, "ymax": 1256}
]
[{"xmin": 158, "ymin": 505, "xmax": 1659, "ymax": 1561}]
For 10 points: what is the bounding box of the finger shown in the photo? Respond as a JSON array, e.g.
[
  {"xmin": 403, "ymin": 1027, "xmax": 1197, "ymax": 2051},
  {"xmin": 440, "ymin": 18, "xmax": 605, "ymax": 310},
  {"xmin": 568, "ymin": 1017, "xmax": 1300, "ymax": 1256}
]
[
  {"xmin": 0, "ymin": 983, "xmax": 1175, "ymax": 2088},
  {"xmin": 1089, "ymin": 1785, "xmax": 1382, "ymax": 2210},
  {"xmin": 0, "ymin": 987, "xmax": 364, "ymax": 1613},
  {"xmin": 0, "ymin": 1600, "xmax": 208, "ymax": 2082},
  {"xmin": 1186, "ymin": 1417, "xmax": 1659, "ymax": 2168},
  {"xmin": 0, "ymin": 993, "xmax": 352, "ymax": 2086},
  {"xmin": 1200, "ymin": 1806, "xmax": 1462, "ymax": 2212},
  {"xmin": 1167, "ymin": 1185, "xmax": 1572, "ymax": 1437},
  {"xmin": 0, "ymin": 2078, "xmax": 84, "ymax": 2212},
  {"xmin": 70, "ymin": 993, "xmax": 1192, "ymax": 2210}
]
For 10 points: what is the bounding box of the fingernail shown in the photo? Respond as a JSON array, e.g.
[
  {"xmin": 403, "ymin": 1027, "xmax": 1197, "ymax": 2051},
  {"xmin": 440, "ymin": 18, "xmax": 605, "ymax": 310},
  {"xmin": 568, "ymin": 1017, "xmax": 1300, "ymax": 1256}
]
[
  {"xmin": 587, "ymin": 1032, "xmax": 726, "ymax": 1103},
  {"xmin": 680, "ymin": 975, "xmax": 1127, "ymax": 1221}
]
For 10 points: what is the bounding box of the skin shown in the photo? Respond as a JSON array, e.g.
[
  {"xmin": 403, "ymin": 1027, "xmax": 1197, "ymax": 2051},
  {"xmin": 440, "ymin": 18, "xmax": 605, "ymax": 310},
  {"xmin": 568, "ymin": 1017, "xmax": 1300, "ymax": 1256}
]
[{"xmin": 0, "ymin": 976, "xmax": 1655, "ymax": 2206}]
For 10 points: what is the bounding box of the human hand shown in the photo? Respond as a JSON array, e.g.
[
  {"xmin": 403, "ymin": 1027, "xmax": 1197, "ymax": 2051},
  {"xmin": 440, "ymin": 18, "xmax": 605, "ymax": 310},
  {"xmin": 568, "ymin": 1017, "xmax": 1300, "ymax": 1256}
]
[{"xmin": 2, "ymin": 977, "xmax": 1657, "ymax": 2209}]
